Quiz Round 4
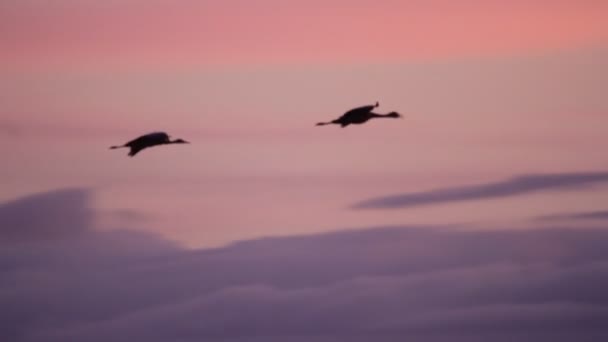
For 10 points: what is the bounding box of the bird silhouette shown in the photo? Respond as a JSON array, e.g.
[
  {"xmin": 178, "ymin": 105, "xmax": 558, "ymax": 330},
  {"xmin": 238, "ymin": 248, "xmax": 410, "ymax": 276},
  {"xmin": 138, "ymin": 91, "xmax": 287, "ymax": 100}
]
[
  {"xmin": 316, "ymin": 102, "xmax": 401, "ymax": 127},
  {"xmin": 109, "ymin": 132, "xmax": 189, "ymax": 157}
]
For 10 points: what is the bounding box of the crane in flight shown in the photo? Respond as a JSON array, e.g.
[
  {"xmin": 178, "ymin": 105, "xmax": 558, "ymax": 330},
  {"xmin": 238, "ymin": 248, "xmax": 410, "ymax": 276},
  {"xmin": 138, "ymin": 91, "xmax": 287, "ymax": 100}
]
[
  {"xmin": 316, "ymin": 102, "xmax": 401, "ymax": 127},
  {"xmin": 110, "ymin": 132, "xmax": 189, "ymax": 157}
]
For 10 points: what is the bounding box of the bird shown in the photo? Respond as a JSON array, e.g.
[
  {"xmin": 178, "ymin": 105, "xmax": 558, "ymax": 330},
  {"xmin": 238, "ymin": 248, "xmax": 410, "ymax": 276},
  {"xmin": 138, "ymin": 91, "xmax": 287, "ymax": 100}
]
[
  {"xmin": 316, "ymin": 102, "xmax": 401, "ymax": 127},
  {"xmin": 109, "ymin": 132, "xmax": 189, "ymax": 157}
]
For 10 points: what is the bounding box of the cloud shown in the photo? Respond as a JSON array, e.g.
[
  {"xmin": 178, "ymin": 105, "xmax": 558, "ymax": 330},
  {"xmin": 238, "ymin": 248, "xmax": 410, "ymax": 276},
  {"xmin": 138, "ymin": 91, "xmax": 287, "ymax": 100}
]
[
  {"xmin": 0, "ymin": 188, "xmax": 92, "ymax": 243},
  {"xmin": 2, "ymin": 189, "xmax": 608, "ymax": 341},
  {"xmin": 537, "ymin": 210, "xmax": 608, "ymax": 222},
  {"xmin": 108, "ymin": 209, "xmax": 150, "ymax": 221},
  {"xmin": 352, "ymin": 171, "xmax": 608, "ymax": 210}
]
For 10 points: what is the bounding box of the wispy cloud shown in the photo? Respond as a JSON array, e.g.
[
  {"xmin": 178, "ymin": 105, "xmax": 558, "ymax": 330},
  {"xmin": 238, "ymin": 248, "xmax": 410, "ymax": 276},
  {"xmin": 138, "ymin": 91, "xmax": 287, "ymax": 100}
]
[
  {"xmin": 537, "ymin": 210, "xmax": 608, "ymax": 222},
  {"xmin": 3, "ymin": 189, "xmax": 608, "ymax": 341},
  {"xmin": 352, "ymin": 171, "xmax": 608, "ymax": 210},
  {"xmin": 105, "ymin": 209, "xmax": 151, "ymax": 222}
]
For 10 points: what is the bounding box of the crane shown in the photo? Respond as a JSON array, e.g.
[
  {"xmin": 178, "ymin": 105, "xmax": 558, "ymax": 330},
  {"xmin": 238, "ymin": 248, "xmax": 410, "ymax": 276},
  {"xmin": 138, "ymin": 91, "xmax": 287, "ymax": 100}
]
[
  {"xmin": 110, "ymin": 132, "xmax": 189, "ymax": 157},
  {"xmin": 316, "ymin": 102, "xmax": 401, "ymax": 127}
]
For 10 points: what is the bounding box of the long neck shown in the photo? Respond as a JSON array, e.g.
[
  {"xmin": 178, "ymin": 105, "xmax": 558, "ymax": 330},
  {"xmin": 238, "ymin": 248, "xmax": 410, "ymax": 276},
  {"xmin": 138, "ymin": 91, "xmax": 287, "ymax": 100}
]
[
  {"xmin": 370, "ymin": 112, "xmax": 393, "ymax": 118},
  {"xmin": 316, "ymin": 120, "xmax": 340, "ymax": 126}
]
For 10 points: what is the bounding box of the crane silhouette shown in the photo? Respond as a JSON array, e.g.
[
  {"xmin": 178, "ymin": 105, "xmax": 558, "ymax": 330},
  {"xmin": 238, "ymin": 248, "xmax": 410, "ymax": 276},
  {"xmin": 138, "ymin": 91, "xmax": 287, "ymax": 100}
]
[
  {"xmin": 109, "ymin": 132, "xmax": 189, "ymax": 157},
  {"xmin": 316, "ymin": 102, "xmax": 401, "ymax": 127}
]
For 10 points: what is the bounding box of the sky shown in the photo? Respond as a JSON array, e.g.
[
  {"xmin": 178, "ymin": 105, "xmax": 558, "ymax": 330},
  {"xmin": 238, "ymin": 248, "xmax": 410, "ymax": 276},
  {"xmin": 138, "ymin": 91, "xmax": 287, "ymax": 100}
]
[{"xmin": 1, "ymin": 1, "xmax": 608, "ymax": 340}]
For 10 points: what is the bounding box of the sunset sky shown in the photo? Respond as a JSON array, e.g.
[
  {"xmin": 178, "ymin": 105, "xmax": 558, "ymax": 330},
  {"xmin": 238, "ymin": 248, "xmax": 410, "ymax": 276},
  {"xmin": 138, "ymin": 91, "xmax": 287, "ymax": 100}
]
[{"xmin": 2, "ymin": 1, "xmax": 608, "ymax": 341}]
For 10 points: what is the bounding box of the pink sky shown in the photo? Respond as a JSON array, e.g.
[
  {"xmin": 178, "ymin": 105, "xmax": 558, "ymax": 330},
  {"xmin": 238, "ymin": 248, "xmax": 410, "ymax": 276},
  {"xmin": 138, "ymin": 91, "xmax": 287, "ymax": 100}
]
[
  {"xmin": 1, "ymin": 1, "xmax": 607, "ymax": 247},
  {"xmin": 2, "ymin": 1, "xmax": 607, "ymax": 68}
]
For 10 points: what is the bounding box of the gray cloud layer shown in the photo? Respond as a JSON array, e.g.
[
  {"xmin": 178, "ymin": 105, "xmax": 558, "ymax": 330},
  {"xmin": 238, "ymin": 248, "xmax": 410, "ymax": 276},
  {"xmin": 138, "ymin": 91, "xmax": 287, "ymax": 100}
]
[
  {"xmin": 352, "ymin": 171, "xmax": 608, "ymax": 209},
  {"xmin": 2, "ymin": 189, "xmax": 608, "ymax": 341}
]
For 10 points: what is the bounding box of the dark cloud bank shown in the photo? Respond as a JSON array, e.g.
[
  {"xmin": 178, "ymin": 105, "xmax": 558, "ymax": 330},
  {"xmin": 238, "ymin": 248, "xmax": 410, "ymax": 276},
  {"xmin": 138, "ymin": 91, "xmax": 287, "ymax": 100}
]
[
  {"xmin": 353, "ymin": 171, "xmax": 608, "ymax": 209},
  {"xmin": 2, "ymin": 189, "xmax": 608, "ymax": 341}
]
